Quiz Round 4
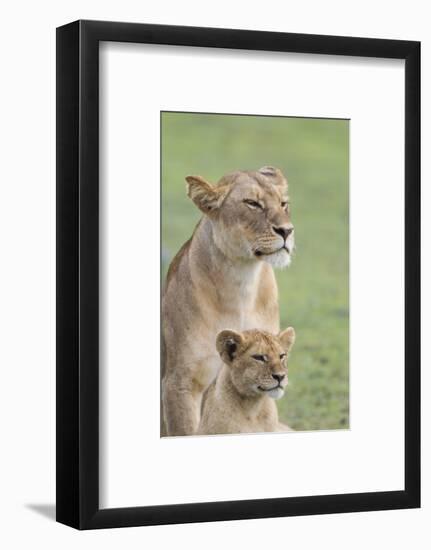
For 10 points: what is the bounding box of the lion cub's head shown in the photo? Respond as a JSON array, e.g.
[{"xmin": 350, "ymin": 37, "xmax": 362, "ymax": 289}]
[
  {"xmin": 186, "ymin": 167, "xmax": 294, "ymax": 268},
  {"xmin": 216, "ymin": 327, "xmax": 296, "ymax": 400}
]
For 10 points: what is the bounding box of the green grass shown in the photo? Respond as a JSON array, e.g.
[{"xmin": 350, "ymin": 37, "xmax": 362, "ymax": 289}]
[{"xmin": 161, "ymin": 112, "xmax": 349, "ymax": 431}]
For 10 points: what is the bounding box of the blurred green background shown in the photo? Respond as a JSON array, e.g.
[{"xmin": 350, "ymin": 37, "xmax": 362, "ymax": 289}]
[{"xmin": 161, "ymin": 111, "xmax": 349, "ymax": 431}]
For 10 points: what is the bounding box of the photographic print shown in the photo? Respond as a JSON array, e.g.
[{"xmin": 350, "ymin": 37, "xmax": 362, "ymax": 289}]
[
  {"xmin": 57, "ymin": 21, "xmax": 419, "ymax": 528},
  {"xmin": 161, "ymin": 111, "xmax": 349, "ymax": 437}
]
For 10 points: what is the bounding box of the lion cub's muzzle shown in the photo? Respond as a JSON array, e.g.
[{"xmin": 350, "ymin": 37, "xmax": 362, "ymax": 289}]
[{"xmin": 258, "ymin": 372, "xmax": 288, "ymax": 393}]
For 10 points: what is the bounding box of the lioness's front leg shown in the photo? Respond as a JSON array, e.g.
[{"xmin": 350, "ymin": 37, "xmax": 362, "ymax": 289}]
[{"xmin": 162, "ymin": 375, "xmax": 201, "ymax": 436}]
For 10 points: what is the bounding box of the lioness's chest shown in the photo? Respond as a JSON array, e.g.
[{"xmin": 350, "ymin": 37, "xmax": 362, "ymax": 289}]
[
  {"xmin": 193, "ymin": 354, "xmax": 223, "ymax": 391},
  {"xmin": 218, "ymin": 309, "xmax": 269, "ymax": 332}
]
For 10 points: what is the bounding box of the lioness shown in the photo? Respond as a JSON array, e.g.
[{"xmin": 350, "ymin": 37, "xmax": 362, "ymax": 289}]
[
  {"xmin": 198, "ymin": 327, "xmax": 296, "ymax": 435},
  {"xmin": 161, "ymin": 167, "xmax": 294, "ymax": 436}
]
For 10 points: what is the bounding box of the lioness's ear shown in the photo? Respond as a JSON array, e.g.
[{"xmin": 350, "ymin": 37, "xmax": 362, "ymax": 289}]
[
  {"xmin": 258, "ymin": 166, "xmax": 288, "ymax": 189},
  {"xmin": 278, "ymin": 327, "xmax": 296, "ymax": 353},
  {"xmin": 216, "ymin": 330, "xmax": 244, "ymax": 363},
  {"xmin": 186, "ymin": 175, "xmax": 226, "ymax": 215}
]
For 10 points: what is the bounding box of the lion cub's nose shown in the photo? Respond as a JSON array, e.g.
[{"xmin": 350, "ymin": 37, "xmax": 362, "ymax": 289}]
[
  {"xmin": 272, "ymin": 226, "xmax": 293, "ymax": 240},
  {"xmin": 272, "ymin": 373, "xmax": 286, "ymax": 383}
]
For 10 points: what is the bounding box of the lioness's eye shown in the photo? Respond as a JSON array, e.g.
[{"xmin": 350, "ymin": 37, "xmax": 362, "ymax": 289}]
[
  {"xmin": 281, "ymin": 201, "xmax": 289, "ymax": 211},
  {"xmin": 252, "ymin": 354, "xmax": 266, "ymax": 362},
  {"xmin": 280, "ymin": 353, "xmax": 287, "ymax": 360},
  {"xmin": 244, "ymin": 199, "xmax": 263, "ymax": 209}
]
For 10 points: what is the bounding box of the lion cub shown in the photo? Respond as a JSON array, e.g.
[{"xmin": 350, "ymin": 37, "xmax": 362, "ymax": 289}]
[{"xmin": 198, "ymin": 327, "xmax": 296, "ymax": 436}]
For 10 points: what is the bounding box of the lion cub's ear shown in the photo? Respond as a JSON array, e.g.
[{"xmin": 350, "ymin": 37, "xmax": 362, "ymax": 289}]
[
  {"xmin": 278, "ymin": 327, "xmax": 296, "ymax": 353},
  {"xmin": 216, "ymin": 330, "xmax": 244, "ymax": 363},
  {"xmin": 186, "ymin": 175, "xmax": 227, "ymax": 215}
]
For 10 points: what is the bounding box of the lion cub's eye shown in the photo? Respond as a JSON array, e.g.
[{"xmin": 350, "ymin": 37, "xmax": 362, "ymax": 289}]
[
  {"xmin": 281, "ymin": 201, "xmax": 289, "ymax": 211},
  {"xmin": 280, "ymin": 353, "xmax": 287, "ymax": 360},
  {"xmin": 244, "ymin": 199, "xmax": 263, "ymax": 210},
  {"xmin": 252, "ymin": 354, "xmax": 267, "ymax": 362}
]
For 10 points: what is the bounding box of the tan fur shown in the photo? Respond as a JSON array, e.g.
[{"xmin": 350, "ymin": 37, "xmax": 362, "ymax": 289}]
[
  {"xmin": 161, "ymin": 167, "xmax": 295, "ymax": 436},
  {"xmin": 198, "ymin": 328, "xmax": 296, "ymax": 435}
]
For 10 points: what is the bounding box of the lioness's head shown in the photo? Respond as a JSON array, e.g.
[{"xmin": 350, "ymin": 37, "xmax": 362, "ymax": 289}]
[
  {"xmin": 186, "ymin": 167, "xmax": 294, "ymax": 268},
  {"xmin": 216, "ymin": 327, "xmax": 296, "ymax": 399}
]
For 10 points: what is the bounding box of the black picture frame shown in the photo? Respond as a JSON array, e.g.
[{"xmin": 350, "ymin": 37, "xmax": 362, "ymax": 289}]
[{"xmin": 56, "ymin": 19, "xmax": 420, "ymax": 530}]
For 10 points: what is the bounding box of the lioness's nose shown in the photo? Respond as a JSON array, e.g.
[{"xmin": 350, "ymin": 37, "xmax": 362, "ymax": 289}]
[
  {"xmin": 273, "ymin": 225, "xmax": 293, "ymax": 240},
  {"xmin": 272, "ymin": 373, "xmax": 286, "ymax": 382}
]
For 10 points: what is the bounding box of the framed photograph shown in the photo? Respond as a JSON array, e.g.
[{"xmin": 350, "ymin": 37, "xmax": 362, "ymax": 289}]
[{"xmin": 56, "ymin": 20, "xmax": 420, "ymax": 529}]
